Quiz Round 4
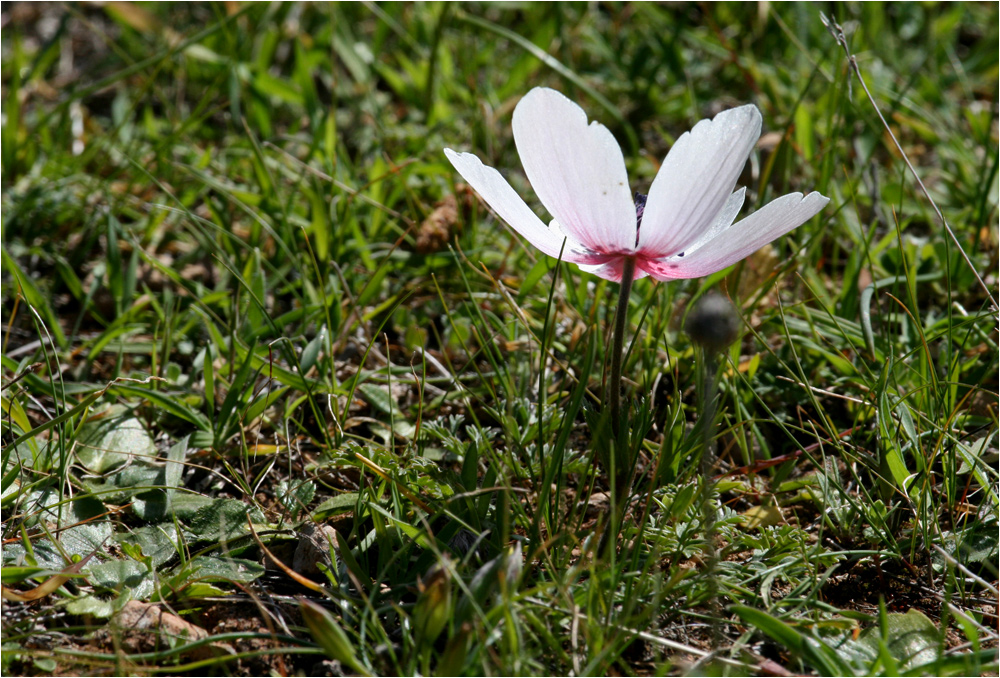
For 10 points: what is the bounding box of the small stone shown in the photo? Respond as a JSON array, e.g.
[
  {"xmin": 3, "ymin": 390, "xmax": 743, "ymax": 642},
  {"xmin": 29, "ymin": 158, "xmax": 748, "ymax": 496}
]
[{"xmin": 293, "ymin": 522, "xmax": 339, "ymax": 576}]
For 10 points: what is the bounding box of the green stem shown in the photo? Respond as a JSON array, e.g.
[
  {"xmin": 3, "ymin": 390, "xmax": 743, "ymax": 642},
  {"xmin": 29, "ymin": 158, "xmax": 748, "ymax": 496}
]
[
  {"xmin": 700, "ymin": 349, "xmax": 721, "ymax": 648},
  {"xmin": 609, "ymin": 257, "xmax": 636, "ymax": 442},
  {"xmin": 423, "ymin": 2, "xmax": 452, "ymax": 125},
  {"xmin": 598, "ymin": 256, "xmax": 636, "ymax": 558}
]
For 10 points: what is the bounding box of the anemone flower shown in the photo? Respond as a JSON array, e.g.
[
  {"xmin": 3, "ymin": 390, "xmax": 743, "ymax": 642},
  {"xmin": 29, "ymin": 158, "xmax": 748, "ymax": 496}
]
[
  {"xmin": 443, "ymin": 87, "xmax": 829, "ymax": 284},
  {"xmin": 444, "ymin": 87, "xmax": 829, "ymax": 508}
]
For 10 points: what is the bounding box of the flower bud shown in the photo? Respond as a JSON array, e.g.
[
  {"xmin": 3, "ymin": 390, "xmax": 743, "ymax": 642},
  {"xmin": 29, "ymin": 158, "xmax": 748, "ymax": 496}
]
[{"xmin": 685, "ymin": 293, "xmax": 739, "ymax": 354}]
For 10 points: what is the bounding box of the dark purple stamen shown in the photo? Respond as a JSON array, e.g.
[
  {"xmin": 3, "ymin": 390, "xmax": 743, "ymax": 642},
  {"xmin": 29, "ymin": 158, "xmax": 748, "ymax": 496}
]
[{"xmin": 634, "ymin": 192, "xmax": 648, "ymax": 246}]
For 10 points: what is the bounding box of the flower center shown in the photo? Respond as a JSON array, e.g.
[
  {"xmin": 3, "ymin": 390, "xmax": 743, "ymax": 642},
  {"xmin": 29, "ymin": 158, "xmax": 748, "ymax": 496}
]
[{"xmin": 633, "ymin": 192, "xmax": 648, "ymax": 247}]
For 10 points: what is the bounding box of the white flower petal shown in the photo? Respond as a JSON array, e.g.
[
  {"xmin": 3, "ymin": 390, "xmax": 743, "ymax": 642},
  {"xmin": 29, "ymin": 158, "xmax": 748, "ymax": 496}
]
[
  {"xmin": 641, "ymin": 192, "xmax": 829, "ymax": 280},
  {"xmin": 678, "ymin": 187, "xmax": 746, "ymax": 257},
  {"xmin": 444, "ymin": 148, "xmax": 613, "ymax": 265},
  {"xmin": 638, "ymin": 105, "xmax": 762, "ymax": 258},
  {"xmin": 512, "ymin": 88, "xmax": 637, "ymax": 254}
]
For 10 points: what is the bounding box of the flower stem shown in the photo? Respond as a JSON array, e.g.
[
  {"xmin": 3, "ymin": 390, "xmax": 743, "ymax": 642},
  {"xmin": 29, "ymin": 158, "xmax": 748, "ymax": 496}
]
[
  {"xmin": 597, "ymin": 256, "xmax": 636, "ymax": 558},
  {"xmin": 609, "ymin": 257, "xmax": 636, "ymax": 448}
]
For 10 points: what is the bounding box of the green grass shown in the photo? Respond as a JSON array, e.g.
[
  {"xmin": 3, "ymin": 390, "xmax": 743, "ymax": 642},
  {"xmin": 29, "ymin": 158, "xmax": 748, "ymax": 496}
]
[{"xmin": 2, "ymin": 2, "xmax": 997, "ymax": 676}]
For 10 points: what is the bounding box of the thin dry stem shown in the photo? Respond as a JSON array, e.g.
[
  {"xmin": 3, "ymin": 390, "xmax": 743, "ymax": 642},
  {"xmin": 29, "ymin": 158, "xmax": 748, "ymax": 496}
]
[{"xmin": 822, "ymin": 13, "xmax": 998, "ymax": 313}]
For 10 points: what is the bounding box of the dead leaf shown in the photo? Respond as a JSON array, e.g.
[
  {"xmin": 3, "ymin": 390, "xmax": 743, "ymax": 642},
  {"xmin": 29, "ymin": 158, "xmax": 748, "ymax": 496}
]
[
  {"xmin": 577, "ymin": 491, "xmax": 610, "ymax": 519},
  {"xmin": 1, "ymin": 546, "xmax": 100, "ymax": 602},
  {"xmin": 734, "ymin": 243, "xmax": 781, "ymax": 299},
  {"xmin": 739, "ymin": 504, "xmax": 784, "ymax": 530},
  {"xmin": 111, "ymin": 600, "xmax": 232, "ymax": 661},
  {"xmin": 104, "ymin": 2, "xmax": 162, "ymax": 33},
  {"xmin": 416, "ymin": 194, "xmax": 458, "ymax": 253},
  {"xmin": 757, "ymin": 131, "xmax": 784, "ymax": 153},
  {"xmin": 249, "ymin": 519, "xmax": 329, "ymax": 594},
  {"xmin": 116, "ymin": 600, "xmax": 208, "ymax": 641}
]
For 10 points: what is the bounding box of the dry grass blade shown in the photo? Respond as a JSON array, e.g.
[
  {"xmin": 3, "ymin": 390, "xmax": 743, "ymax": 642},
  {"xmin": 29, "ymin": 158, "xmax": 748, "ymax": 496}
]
[{"xmin": 246, "ymin": 520, "xmax": 330, "ymax": 595}]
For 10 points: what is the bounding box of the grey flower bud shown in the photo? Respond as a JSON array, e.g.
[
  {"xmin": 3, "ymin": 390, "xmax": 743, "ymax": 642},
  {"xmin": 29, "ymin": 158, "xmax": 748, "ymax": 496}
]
[{"xmin": 685, "ymin": 293, "xmax": 739, "ymax": 354}]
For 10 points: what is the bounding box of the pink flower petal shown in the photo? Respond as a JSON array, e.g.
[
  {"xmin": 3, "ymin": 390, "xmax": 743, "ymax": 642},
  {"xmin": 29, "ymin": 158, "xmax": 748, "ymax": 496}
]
[
  {"xmin": 641, "ymin": 192, "xmax": 830, "ymax": 280},
  {"xmin": 512, "ymin": 88, "xmax": 637, "ymax": 254},
  {"xmin": 578, "ymin": 259, "xmax": 650, "ymax": 283},
  {"xmin": 444, "ymin": 149, "xmax": 614, "ymax": 265},
  {"xmin": 638, "ymin": 105, "xmax": 762, "ymax": 258}
]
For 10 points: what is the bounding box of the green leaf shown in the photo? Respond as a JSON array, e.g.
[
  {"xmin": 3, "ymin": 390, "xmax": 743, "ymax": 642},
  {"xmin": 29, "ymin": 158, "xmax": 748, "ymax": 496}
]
[
  {"xmin": 250, "ymin": 70, "xmax": 305, "ymax": 107},
  {"xmin": 201, "ymin": 347, "xmax": 215, "ymax": 421},
  {"xmin": 358, "ymin": 382, "xmax": 395, "ymax": 416},
  {"xmin": 33, "ymin": 658, "xmax": 57, "ymax": 673},
  {"xmin": 160, "ymin": 492, "xmax": 216, "ymax": 520},
  {"xmin": 731, "ymin": 605, "xmax": 853, "ymax": 675},
  {"xmin": 85, "ymin": 464, "xmax": 166, "ymax": 506},
  {"xmin": 118, "ymin": 524, "xmax": 182, "ymax": 568},
  {"xmin": 1, "ymin": 566, "xmax": 62, "ymax": 586},
  {"xmin": 88, "ymin": 559, "xmax": 155, "ymax": 599},
  {"xmin": 59, "ymin": 522, "xmax": 114, "ymax": 562},
  {"xmin": 833, "ymin": 609, "xmax": 942, "ymax": 673},
  {"xmin": 243, "ymin": 249, "xmax": 269, "ymax": 333},
  {"xmin": 300, "ymin": 326, "xmax": 327, "ymax": 375},
  {"xmin": 169, "ymin": 581, "xmax": 228, "ymax": 599},
  {"xmin": 460, "ymin": 438, "xmax": 479, "ymax": 493},
  {"xmin": 1, "ymin": 460, "xmax": 25, "ymax": 504},
  {"xmin": 300, "ymin": 599, "xmax": 370, "ymax": 676},
  {"xmin": 312, "ymin": 492, "xmax": 359, "ymax": 520},
  {"xmin": 8, "ymin": 390, "xmax": 103, "ymax": 454},
  {"xmin": 185, "ymin": 498, "xmax": 265, "ymax": 544},
  {"xmin": 935, "ymin": 524, "xmax": 999, "ymax": 570},
  {"xmin": 174, "ymin": 556, "xmax": 265, "ymax": 584},
  {"xmin": 76, "ymin": 409, "xmax": 156, "ymax": 474},
  {"xmin": 878, "ymin": 390, "xmax": 911, "ymax": 490},
  {"xmin": 334, "ymin": 529, "xmax": 368, "ymax": 594},
  {"xmin": 105, "ymin": 214, "xmax": 124, "ymax": 313},
  {"xmin": 65, "ymin": 594, "xmax": 118, "ymax": 618},
  {"xmin": 215, "ymin": 340, "xmax": 259, "ymax": 446},
  {"xmin": 413, "ymin": 563, "xmax": 452, "ymax": 645},
  {"xmin": 309, "ymin": 187, "xmax": 329, "ymax": 263},
  {"xmin": 517, "ymin": 257, "xmax": 555, "ymax": 303},
  {"xmin": 243, "ymin": 385, "xmax": 289, "ymax": 424},
  {"xmin": 454, "ymin": 546, "xmax": 511, "ymax": 626},
  {"xmin": 276, "ymin": 479, "xmax": 316, "ymax": 519},
  {"xmin": 164, "ymin": 436, "xmax": 187, "ymax": 493},
  {"xmin": 238, "ymin": 339, "xmax": 323, "ymax": 393},
  {"xmin": 358, "ymin": 383, "xmax": 414, "ymax": 439},
  {"xmin": 732, "ymin": 605, "xmax": 805, "ymax": 652},
  {"xmin": 131, "ymin": 490, "xmax": 171, "ymax": 522},
  {"xmin": 1, "ymin": 248, "xmax": 67, "ymax": 348},
  {"xmin": 1, "ymin": 394, "xmax": 34, "ymax": 439},
  {"xmin": 110, "ymin": 385, "xmax": 211, "ymax": 431}
]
